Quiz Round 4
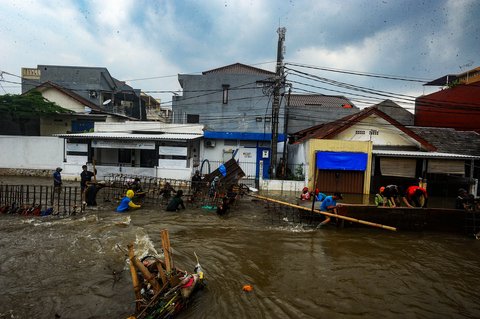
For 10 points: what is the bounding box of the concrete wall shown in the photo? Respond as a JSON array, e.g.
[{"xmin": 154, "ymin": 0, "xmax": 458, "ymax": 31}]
[
  {"xmin": 335, "ymin": 115, "xmax": 419, "ymax": 148},
  {"xmin": 173, "ymin": 73, "xmax": 285, "ymax": 133},
  {"xmin": 0, "ymin": 135, "xmax": 64, "ymax": 171},
  {"xmin": 42, "ymin": 88, "xmax": 86, "ymax": 113}
]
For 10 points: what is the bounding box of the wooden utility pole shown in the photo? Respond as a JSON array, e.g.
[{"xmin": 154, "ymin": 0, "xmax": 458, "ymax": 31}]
[{"xmin": 270, "ymin": 27, "xmax": 286, "ymax": 178}]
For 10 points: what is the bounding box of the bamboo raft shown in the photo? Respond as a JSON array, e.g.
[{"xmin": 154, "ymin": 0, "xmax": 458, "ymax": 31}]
[{"xmin": 126, "ymin": 229, "xmax": 205, "ymax": 319}]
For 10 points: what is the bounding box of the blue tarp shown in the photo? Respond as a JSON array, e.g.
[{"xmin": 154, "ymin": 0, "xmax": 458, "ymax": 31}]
[{"xmin": 315, "ymin": 151, "xmax": 368, "ymax": 171}]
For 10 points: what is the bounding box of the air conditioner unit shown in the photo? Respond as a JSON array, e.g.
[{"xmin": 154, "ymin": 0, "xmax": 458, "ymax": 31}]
[
  {"xmin": 205, "ymin": 140, "xmax": 216, "ymax": 148},
  {"xmin": 121, "ymin": 101, "xmax": 133, "ymax": 107}
]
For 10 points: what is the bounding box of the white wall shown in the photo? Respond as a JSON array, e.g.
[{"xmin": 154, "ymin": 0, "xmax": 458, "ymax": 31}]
[
  {"xmin": 335, "ymin": 115, "xmax": 419, "ymax": 148},
  {"xmin": 0, "ymin": 135, "xmax": 63, "ymax": 170},
  {"xmin": 42, "ymin": 88, "xmax": 86, "ymax": 113}
]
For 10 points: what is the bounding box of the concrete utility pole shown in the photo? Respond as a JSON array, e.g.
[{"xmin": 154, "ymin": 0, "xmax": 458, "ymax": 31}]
[{"xmin": 270, "ymin": 27, "xmax": 286, "ymax": 178}]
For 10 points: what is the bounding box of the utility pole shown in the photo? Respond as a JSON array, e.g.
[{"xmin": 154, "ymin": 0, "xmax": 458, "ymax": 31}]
[{"xmin": 270, "ymin": 27, "xmax": 286, "ymax": 179}]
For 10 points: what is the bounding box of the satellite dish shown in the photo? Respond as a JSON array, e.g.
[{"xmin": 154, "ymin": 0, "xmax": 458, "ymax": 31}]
[{"xmin": 103, "ymin": 99, "xmax": 112, "ymax": 105}]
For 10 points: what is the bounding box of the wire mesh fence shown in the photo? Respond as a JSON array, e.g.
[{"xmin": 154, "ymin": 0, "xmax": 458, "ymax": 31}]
[{"xmin": 0, "ymin": 184, "xmax": 83, "ymax": 216}]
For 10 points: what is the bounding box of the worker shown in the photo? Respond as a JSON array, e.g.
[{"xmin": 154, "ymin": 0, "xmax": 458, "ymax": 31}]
[
  {"xmin": 116, "ymin": 190, "xmax": 141, "ymax": 213},
  {"xmin": 317, "ymin": 192, "xmax": 343, "ymax": 227},
  {"xmin": 300, "ymin": 187, "xmax": 311, "ymax": 200},
  {"xmin": 166, "ymin": 190, "xmax": 186, "ymax": 212},
  {"xmin": 402, "ymin": 185, "xmax": 428, "ymax": 208}
]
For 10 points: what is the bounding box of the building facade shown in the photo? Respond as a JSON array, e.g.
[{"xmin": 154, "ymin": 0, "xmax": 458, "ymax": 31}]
[
  {"xmin": 415, "ymin": 66, "xmax": 480, "ymax": 133},
  {"xmin": 21, "ymin": 65, "xmax": 149, "ymax": 120}
]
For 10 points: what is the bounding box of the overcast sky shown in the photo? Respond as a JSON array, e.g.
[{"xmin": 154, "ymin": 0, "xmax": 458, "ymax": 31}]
[{"xmin": 1, "ymin": 0, "xmax": 479, "ymax": 111}]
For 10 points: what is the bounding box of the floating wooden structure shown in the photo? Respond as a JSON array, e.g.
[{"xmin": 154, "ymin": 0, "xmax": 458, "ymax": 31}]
[{"xmin": 126, "ymin": 229, "xmax": 205, "ymax": 319}]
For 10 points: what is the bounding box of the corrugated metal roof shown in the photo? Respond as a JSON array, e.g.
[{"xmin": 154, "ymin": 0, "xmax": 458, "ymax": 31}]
[
  {"xmin": 202, "ymin": 63, "xmax": 275, "ymax": 76},
  {"xmin": 373, "ymin": 150, "xmax": 479, "ymax": 159},
  {"xmin": 289, "ymin": 94, "xmax": 356, "ymax": 108},
  {"xmin": 54, "ymin": 132, "xmax": 203, "ymax": 140}
]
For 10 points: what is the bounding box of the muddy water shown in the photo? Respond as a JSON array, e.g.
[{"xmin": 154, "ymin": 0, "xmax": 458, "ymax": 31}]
[{"xmin": 1, "ymin": 177, "xmax": 480, "ymax": 318}]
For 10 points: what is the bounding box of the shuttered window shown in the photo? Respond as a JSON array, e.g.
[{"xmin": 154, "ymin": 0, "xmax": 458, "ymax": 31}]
[
  {"xmin": 380, "ymin": 158, "xmax": 416, "ymax": 178},
  {"xmin": 427, "ymin": 159, "xmax": 465, "ymax": 175}
]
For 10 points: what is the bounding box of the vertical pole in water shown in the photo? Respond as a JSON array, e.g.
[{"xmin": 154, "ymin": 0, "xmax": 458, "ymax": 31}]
[{"xmin": 310, "ymin": 162, "xmax": 319, "ymax": 225}]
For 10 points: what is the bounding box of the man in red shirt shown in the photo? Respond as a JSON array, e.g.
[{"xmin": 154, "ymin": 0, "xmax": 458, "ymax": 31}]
[{"xmin": 402, "ymin": 185, "xmax": 428, "ymax": 208}]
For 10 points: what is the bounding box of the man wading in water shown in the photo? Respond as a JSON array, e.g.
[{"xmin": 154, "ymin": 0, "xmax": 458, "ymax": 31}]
[{"xmin": 317, "ymin": 192, "xmax": 343, "ymax": 228}]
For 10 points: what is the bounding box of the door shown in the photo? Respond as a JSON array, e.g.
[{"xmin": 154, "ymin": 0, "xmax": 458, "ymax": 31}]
[{"xmin": 256, "ymin": 147, "xmax": 271, "ymax": 179}]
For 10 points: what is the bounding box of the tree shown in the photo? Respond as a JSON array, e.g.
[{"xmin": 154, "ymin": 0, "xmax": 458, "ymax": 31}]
[{"xmin": 0, "ymin": 91, "xmax": 72, "ymax": 117}]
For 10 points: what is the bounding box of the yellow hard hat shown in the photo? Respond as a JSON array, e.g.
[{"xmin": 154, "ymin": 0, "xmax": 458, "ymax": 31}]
[{"xmin": 126, "ymin": 190, "xmax": 135, "ymax": 198}]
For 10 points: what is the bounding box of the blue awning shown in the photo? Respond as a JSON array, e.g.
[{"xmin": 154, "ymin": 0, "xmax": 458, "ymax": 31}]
[{"xmin": 316, "ymin": 151, "xmax": 368, "ymax": 171}]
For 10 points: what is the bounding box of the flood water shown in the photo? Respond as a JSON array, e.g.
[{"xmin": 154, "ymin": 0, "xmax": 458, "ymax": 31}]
[{"xmin": 1, "ymin": 177, "xmax": 480, "ymax": 319}]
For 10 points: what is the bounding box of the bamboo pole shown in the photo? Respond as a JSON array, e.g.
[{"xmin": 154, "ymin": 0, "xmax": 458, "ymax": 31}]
[
  {"xmin": 161, "ymin": 229, "xmax": 172, "ymax": 273},
  {"xmin": 251, "ymin": 194, "xmax": 397, "ymax": 231},
  {"xmin": 127, "ymin": 244, "xmax": 143, "ymax": 312},
  {"xmin": 156, "ymin": 262, "xmax": 168, "ymax": 286},
  {"xmin": 92, "ymin": 159, "xmax": 97, "ymax": 183},
  {"xmin": 161, "ymin": 229, "xmax": 180, "ymax": 286}
]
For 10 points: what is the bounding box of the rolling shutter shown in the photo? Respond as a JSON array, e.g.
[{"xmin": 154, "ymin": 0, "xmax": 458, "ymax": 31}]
[
  {"xmin": 380, "ymin": 158, "xmax": 416, "ymax": 178},
  {"xmin": 427, "ymin": 159, "xmax": 464, "ymax": 175}
]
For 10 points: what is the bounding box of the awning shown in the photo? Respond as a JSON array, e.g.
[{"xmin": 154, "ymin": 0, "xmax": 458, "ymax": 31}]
[
  {"xmin": 373, "ymin": 150, "xmax": 479, "ymax": 160},
  {"xmin": 316, "ymin": 151, "xmax": 368, "ymax": 171},
  {"xmin": 54, "ymin": 132, "xmax": 203, "ymax": 141}
]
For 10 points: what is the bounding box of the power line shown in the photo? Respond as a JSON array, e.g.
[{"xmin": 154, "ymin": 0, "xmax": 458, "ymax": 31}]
[{"xmin": 285, "ymin": 61, "xmax": 432, "ymax": 82}]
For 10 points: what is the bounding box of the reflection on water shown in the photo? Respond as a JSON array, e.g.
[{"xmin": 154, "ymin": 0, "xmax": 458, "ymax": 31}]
[{"xmin": 0, "ymin": 177, "xmax": 477, "ymax": 318}]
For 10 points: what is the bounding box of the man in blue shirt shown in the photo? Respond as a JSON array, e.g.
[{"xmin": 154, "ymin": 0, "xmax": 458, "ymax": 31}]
[
  {"xmin": 116, "ymin": 190, "xmax": 141, "ymax": 213},
  {"xmin": 318, "ymin": 192, "xmax": 343, "ymax": 227}
]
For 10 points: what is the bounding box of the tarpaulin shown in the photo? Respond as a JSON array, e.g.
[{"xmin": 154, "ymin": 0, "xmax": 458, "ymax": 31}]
[{"xmin": 315, "ymin": 151, "xmax": 368, "ymax": 171}]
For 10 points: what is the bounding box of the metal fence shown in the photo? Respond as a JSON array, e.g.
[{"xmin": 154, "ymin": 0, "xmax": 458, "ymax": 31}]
[{"xmin": 0, "ymin": 184, "xmax": 83, "ymax": 216}]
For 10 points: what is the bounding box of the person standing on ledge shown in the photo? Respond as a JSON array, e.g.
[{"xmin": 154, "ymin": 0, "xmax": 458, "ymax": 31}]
[{"xmin": 80, "ymin": 165, "xmax": 95, "ymax": 204}]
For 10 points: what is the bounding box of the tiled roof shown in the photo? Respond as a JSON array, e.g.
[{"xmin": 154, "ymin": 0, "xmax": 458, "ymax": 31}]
[
  {"xmin": 408, "ymin": 126, "xmax": 480, "ymax": 156},
  {"xmin": 291, "ymin": 106, "xmax": 436, "ymax": 151},
  {"xmin": 203, "ymin": 63, "xmax": 275, "ymax": 76},
  {"xmin": 372, "ymin": 99, "xmax": 414, "ymax": 126},
  {"xmin": 288, "ymin": 94, "xmax": 357, "ymax": 108}
]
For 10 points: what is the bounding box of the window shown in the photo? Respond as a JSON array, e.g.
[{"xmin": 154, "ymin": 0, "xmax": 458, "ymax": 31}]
[
  {"xmin": 369, "ymin": 130, "xmax": 379, "ymax": 136},
  {"xmin": 222, "ymin": 85, "xmax": 229, "ymax": 104},
  {"xmin": 186, "ymin": 114, "xmax": 199, "ymax": 123},
  {"xmin": 256, "ymin": 117, "xmax": 263, "ymax": 122},
  {"xmin": 264, "ymin": 117, "xmax": 271, "ymax": 122},
  {"xmin": 355, "ymin": 130, "xmax": 365, "ymax": 135}
]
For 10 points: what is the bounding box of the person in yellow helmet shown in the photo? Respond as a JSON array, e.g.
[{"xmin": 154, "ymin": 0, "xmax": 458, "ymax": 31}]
[{"xmin": 116, "ymin": 189, "xmax": 141, "ymax": 212}]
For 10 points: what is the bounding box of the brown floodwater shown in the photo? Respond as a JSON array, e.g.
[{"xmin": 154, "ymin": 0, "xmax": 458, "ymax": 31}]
[{"xmin": 0, "ymin": 176, "xmax": 479, "ymax": 319}]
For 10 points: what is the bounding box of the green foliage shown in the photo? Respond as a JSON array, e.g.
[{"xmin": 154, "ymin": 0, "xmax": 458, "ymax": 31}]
[
  {"xmin": 295, "ymin": 163, "xmax": 305, "ymax": 180},
  {"xmin": 0, "ymin": 91, "xmax": 72, "ymax": 118},
  {"xmin": 447, "ymin": 79, "xmax": 460, "ymax": 89}
]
